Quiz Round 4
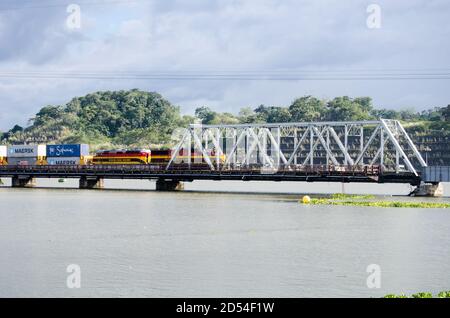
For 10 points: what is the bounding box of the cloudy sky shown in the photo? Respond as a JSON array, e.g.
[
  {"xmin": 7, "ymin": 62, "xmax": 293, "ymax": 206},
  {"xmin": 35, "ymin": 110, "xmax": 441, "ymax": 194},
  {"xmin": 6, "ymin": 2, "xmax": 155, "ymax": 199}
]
[{"xmin": 0, "ymin": 0, "xmax": 449, "ymax": 130}]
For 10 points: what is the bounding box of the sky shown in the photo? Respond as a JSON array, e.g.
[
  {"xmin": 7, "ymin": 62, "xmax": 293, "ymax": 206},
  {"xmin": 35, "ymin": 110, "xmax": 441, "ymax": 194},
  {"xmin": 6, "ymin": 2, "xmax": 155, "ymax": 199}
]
[{"xmin": 0, "ymin": 0, "xmax": 449, "ymax": 130}]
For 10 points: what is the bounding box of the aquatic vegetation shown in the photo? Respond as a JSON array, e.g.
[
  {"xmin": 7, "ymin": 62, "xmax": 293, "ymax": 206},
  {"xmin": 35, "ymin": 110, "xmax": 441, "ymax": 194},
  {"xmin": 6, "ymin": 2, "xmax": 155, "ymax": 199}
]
[
  {"xmin": 384, "ymin": 294, "xmax": 408, "ymax": 298},
  {"xmin": 322, "ymin": 200, "xmax": 450, "ymax": 209},
  {"xmin": 330, "ymin": 193, "xmax": 375, "ymax": 200},
  {"xmin": 438, "ymin": 291, "xmax": 450, "ymax": 298},
  {"xmin": 384, "ymin": 291, "xmax": 450, "ymax": 298},
  {"xmin": 302, "ymin": 193, "xmax": 450, "ymax": 209},
  {"xmin": 411, "ymin": 292, "xmax": 433, "ymax": 298}
]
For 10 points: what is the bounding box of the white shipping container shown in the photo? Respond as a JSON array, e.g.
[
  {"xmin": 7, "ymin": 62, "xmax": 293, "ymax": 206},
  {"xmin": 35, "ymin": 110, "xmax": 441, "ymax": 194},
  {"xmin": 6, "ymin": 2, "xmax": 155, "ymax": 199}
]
[
  {"xmin": 0, "ymin": 145, "xmax": 6, "ymax": 157},
  {"xmin": 47, "ymin": 157, "xmax": 82, "ymax": 165},
  {"xmin": 8, "ymin": 145, "xmax": 46, "ymax": 158},
  {"xmin": 7, "ymin": 157, "xmax": 38, "ymax": 166}
]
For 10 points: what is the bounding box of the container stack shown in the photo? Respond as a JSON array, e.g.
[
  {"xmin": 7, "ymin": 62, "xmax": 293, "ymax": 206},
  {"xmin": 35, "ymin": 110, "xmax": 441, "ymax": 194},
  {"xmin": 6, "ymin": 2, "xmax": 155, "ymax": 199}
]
[
  {"xmin": 46, "ymin": 144, "xmax": 91, "ymax": 165},
  {"xmin": 7, "ymin": 145, "xmax": 46, "ymax": 165},
  {"xmin": 0, "ymin": 145, "xmax": 6, "ymax": 165}
]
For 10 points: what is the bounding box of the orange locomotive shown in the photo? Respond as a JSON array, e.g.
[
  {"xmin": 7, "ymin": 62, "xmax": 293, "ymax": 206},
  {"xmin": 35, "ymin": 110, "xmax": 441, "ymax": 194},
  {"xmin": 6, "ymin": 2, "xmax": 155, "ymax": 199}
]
[
  {"xmin": 93, "ymin": 148, "xmax": 225, "ymax": 165},
  {"xmin": 93, "ymin": 149, "xmax": 151, "ymax": 165}
]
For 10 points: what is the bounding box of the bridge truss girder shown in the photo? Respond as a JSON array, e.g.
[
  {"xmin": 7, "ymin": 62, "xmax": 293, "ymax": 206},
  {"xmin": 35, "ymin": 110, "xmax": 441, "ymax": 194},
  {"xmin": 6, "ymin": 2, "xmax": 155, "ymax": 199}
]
[{"xmin": 165, "ymin": 119, "xmax": 427, "ymax": 176}]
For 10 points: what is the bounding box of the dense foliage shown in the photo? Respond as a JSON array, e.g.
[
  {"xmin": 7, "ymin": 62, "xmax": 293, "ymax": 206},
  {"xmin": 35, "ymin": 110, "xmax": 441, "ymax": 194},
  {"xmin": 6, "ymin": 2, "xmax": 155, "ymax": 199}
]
[
  {"xmin": 1, "ymin": 89, "xmax": 193, "ymax": 150},
  {"xmin": 196, "ymin": 96, "xmax": 449, "ymax": 126},
  {"xmin": 0, "ymin": 90, "xmax": 448, "ymax": 150}
]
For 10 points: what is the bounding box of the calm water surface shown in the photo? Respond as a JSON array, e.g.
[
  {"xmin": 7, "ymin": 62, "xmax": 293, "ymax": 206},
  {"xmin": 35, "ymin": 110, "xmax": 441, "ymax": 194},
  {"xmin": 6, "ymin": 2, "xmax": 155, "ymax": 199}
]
[{"xmin": 0, "ymin": 179, "xmax": 449, "ymax": 297}]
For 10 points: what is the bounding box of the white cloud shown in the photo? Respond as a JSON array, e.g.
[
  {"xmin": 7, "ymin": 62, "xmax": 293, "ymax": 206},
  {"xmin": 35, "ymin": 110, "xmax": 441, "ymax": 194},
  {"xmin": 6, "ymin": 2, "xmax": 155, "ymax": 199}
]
[{"xmin": 0, "ymin": 0, "xmax": 449, "ymax": 130}]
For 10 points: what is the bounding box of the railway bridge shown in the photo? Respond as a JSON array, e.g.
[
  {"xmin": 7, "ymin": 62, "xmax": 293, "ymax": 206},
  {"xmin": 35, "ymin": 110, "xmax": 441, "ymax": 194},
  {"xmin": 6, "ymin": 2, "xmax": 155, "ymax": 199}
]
[{"xmin": 0, "ymin": 119, "xmax": 445, "ymax": 196}]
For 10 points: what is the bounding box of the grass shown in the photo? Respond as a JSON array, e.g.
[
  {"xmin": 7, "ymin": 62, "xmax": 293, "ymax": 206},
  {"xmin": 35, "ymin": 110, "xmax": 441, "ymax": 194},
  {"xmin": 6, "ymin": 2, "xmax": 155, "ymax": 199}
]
[
  {"xmin": 384, "ymin": 291, "xmax": 450, "ymax": 298},
  {"xmin": 302, "ymin": 193, "xmax": 450, "ymax": 209},
  {"xmin": 330, "ymin": 193, "xmax": 376, "ymax": 200}
]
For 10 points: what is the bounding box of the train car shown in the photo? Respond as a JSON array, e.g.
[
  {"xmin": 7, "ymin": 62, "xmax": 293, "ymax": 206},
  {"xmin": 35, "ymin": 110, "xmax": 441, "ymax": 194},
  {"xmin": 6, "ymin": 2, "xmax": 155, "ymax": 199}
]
[
  {"xmin": 150, "ymin": 149, "xmax": 193, "ymax": 164},
  {"xmin": 0, "ymin": 145, "xmax": 6, "ymax": 165},
  {"xmin": 47, "ymin": 156, "xmax": 93, "ymax": 165},
  {"xmin": 46, "ymin": 144, "xmax": 92, "ymax": 166},
  {"xmin": 150, "ymin": 148, "xmax": 226, "ymax": 164},
  {"xmin": 46, "ymin": 144, "xmax": 89, "ymax": 157},
  {"xmin": 93, "ymin": 149, "xmax": 151, "ymax": 165},
  {"xmin": 7, "ymin": 144, "xmax": 46, "ymax": 165}
]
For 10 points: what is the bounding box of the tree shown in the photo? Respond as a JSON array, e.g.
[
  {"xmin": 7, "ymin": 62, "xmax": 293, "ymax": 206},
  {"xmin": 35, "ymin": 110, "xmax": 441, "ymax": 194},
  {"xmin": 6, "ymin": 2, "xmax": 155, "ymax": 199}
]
[
  {"xmin": 238, "ymin": 107, "xmax": 260, "ymax": 123},
  {"xmin": 353, "ymin": 97, "xmax": 374, "ymax": 113},
  {"xmin": 10, "ymin": 124, "xmax": 24, "ymax": 133},
  {"xmin": 289, "ymin": 96, "xmax": 326, "ymax": 122},
  {"xmin": 419, "ymin": 107, "xmax": 441, "ymax": 121},
  {"xmin": 32, "ymin": 105, "xmax": 63, "ymax": 126},
  {"xmin": 253, "ymin": 105, "xmax": 292, "ymax": 123},
  {"xmin": 211, "ymin": 113, "xmax": 239, "ymax": 125},
  {"xmin": 442, "ymin": 105, "xmax": 450, "ymax": 122},
  {"xmin": 195, "ymin": 106, "xmax": 216, "ymax": 124},
  {"xmin": 253, "ymin": 105, "xmax": 270, "ymax": 122},
  {"xmin": 399, "ymin": 109, "xmax": 419, "ymax": 120},
  {"xmin": 371, "ymin": 108, "xmax": 399, "ymax": 119},
  {"xmin": 266, "ymin": 107, "xmax": 291, "ymax": 123},
  {"xmin": 325, "ymin": 96, "xmax": 373, "ymax": 121}
]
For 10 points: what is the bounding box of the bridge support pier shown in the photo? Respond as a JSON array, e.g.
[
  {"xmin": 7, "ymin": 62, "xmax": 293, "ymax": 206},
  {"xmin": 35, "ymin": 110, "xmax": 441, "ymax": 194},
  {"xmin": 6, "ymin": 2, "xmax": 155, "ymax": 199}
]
[
  {"xmin": 156, "ymin": 179, "xmax": 184, "ymax": 191},
  {"xmin": 79, "ymin": 177, "xmax": 104, "ymax": 189},
  {"xmin": 11, "ymin": 176, "xmax": 36, "ymax": 188},
  {"xmin": 410, "ymin": 182, "xmax": 443, "ymax": 197}
]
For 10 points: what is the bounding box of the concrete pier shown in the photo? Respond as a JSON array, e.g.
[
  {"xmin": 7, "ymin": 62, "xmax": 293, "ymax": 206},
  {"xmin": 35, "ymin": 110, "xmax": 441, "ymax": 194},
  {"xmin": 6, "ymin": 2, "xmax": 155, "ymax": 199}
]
[
  {"xmin": 410, "ymin": 182, "xmax": 444, "ymax": 197},
  {"xmin": 11, "ymin": 176, "xmax": 36, "ymax": 188},
  {"xmin": 79, "ymin": 176, "xmax": 104, "ymax": 189},
  {"xmin": 155, "ymin": 179, "xmax": 184, "ymax": 191}
]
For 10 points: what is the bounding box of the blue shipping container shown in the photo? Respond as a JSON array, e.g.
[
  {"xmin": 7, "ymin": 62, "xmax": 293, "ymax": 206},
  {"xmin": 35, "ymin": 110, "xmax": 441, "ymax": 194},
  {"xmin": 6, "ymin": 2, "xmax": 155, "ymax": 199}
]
[{"xmin": 46, "ymin": 144, "xmax": 89, "ymax": 157}]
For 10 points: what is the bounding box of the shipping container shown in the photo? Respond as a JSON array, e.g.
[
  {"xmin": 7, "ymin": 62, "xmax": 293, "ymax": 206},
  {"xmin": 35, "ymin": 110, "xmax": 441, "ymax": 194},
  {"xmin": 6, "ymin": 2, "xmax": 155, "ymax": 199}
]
[
  {"xmin": 47, "ymin": 157, "xmax": 89, "ymax": 165},
  {"xmin": 0, "ymin": 145, "xmax": 6, "ymax": 157},
  {"xmin": 0, "ymin": 146, "xmax": 6, "ymax": 165},
  {"xmin": 8, "ymin": 145, "xmax": 46, "ymax": 158},
  {"xmin": 7, "ymin": 157, "xmax": 39, "ymax": 166},
  {"xmin": 46, "ymin": 144, "xmax": 89, "ymax": 157}
]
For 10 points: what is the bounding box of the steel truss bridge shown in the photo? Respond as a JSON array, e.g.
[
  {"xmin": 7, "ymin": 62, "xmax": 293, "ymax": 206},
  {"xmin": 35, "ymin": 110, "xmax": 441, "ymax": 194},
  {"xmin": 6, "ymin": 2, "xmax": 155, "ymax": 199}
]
[
  {"xmin": 0, "ymin": 119, "xmax": 428, "ymax": 189},
  {"xmin": 167, "ymin": 119, "xmax": 426, "ymax": 175}
]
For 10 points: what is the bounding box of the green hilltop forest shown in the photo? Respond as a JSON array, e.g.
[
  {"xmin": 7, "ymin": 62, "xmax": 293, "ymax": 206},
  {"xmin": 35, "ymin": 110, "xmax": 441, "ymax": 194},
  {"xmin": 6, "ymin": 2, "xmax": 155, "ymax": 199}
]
[{"xmin": 1, "ymin": 89, "xmax": 449, "ymax": 153}]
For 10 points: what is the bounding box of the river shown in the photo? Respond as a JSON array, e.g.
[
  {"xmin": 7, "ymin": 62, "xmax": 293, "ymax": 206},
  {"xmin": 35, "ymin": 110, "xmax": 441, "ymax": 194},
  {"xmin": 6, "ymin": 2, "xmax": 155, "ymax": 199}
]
[{"xmin": 0, "ymin": 179, "xmax": 449, "ymax": 297}]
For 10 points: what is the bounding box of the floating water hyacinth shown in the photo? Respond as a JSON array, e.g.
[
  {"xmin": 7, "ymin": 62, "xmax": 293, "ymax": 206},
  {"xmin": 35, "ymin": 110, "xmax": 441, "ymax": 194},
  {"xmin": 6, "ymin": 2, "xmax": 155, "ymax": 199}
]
[
  {"xmin": 301, "ymin": 193, "xmax": 450, "ymax": 209},
  {"xmin": 384, "ymin": 291, "xmax": 450, "ymax": 298}
]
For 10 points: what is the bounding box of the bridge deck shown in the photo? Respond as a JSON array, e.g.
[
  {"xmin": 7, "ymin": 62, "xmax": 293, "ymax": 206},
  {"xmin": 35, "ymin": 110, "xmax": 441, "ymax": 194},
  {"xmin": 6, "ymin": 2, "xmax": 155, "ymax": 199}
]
[{"xmin": 0, "ymin": 164, "xmax": 420, "ymax": 185}]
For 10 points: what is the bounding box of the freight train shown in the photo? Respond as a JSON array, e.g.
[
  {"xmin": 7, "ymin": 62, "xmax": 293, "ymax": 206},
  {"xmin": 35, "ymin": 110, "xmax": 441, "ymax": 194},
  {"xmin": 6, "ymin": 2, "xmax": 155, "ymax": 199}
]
[{"xmin": 0, "ymin": 144, "xmax": 225, "ymax": 166}]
